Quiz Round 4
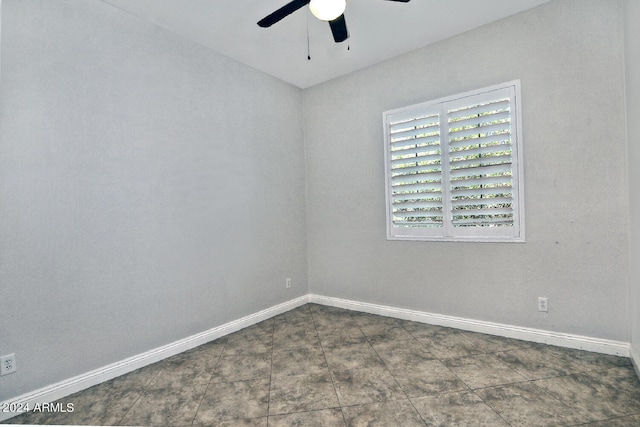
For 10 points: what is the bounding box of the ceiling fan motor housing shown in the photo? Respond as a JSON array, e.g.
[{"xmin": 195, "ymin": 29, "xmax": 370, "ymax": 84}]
[{"xmin": 309, "ymin": 0, "xmax": 346, "ymax": 21}]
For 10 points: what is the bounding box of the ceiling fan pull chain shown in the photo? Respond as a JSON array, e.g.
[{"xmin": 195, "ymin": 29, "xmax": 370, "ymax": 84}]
[
  {"xmin": 346, "ymin": 0, "xmax": 350, "ymax": 51},
  {"xmin": 307, "ymin": 10, "xmax": 311, "ymax": 60}
]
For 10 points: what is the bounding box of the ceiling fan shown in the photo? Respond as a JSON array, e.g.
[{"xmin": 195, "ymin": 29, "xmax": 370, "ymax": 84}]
[{"xmin": 257, "ymin": 0, "xmax": 411, "ymax": 43}]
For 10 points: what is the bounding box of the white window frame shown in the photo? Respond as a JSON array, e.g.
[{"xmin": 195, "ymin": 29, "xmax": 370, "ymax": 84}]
[{"xmin": 383, "ymin": 80, "xmax": 525, "ymax": 242}]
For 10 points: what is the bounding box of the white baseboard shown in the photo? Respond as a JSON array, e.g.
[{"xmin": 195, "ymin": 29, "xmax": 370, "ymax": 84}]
[
  {"xmin": 1, "ymin": 293, "xmax": 632, "ymax": 422},
  {"xmin": 308, "ymin": 294, "xmax": 631, "ymax": 357},
  {"xmin": 0, "ymin": 295, "xmax": 309, "ymax": 422}
]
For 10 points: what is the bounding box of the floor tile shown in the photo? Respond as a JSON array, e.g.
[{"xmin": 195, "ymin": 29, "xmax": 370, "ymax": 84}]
[
  {"xmin": 457, "ymin": 331, "xmax": 526, "ymax": 353},
  {"xmin": 389, "ymin": 358, "xmax": 469, "ymax": 397},
  {"xmin": 271, "ymin": 347, "xmax": 329, "ymax": 377},
  {"xmin": 316, "ymin": 325, "xmax": 368, "ymax": 347},
  {"xmin": 3, "ymin": 383, "xmax": 142, "ymax": 427},
  {"xmin": 476, "ymin": 381, "xmax": 589, "ymax": 426},
  {"xmin": 402, "ymin": 320, "xmax": 454, "ymax": 338},
  {"xmin": 533, "ymin": 372, "xmax": 640, "ymax": 422},
  {"xmin": 415, "ymin": 330, "xmax": 484, "ymax": 359},
  {"xmin": 113, "ymin": 361, "xmax": 165, "ymax": 388},
  {"xmin": 341, "ymin": 399, "xmax": 425, "ymax": 427},
  {"xmin": 331, "ymin": 366, "xmax": 405, "ymax": 406},
  {"xmin": 178, "ymin": 339, "xmax": 226, "ymax": 363},
  {"xmin": 585, "ymin": 365, "xmax": 640, "ymax": 392},
  {"xmin": 362, "ymin": 325, "xmax": 415, "ymax": 344},
  {"xmin": 352, "ymin": 314, "xmax": 407, "ymax": 338},
  {"xmin": 120, "ymin": 383, "xmax": 207, "ymax": 426},
  {"xmin": 148, "ymin": 356, "xmax": 214, "ymax": 389},
  {"xmin": 443, "ymin": 353, "xmax": 528, "ymax": 389},
  {"xmin": 312, "ymin": 311, "xmax": 358, "ymax": 329},
  {"xmin": 323, "ymin": 341, "xmax": 384, "ymax": 372},
  {"xmin": 236, "ymin": 320, "xmax": 275, "ymax": 338},
  {"xmin": 273, "ymin": 318, "xmax": 317, "ymax": 334},
  {"xmin": 0, "ymin": 409, "xmax": 49, "ymax": 425},
  {"xmin": 350, "ymin": 311, "xmax": 404, "ymax": 328},
  {"xmin": 493, "ymin": 346, "xmax": 572, "ymax": 380},
  {"xmin": 542, "ymin": 345, "xmax": 631, "ymax": 374},
  {"xmin": 29, "ymin": 366, "xmax": 161, "ymax": 425},
  {"xmin": 411, "ymin": 390, "xmax": 510, "ymax": 427},
  {"xmin": 268, "ymin": 408, "xmax": 346, "ymax": 427},
  {"xmin": 371, "ymin": 337, "xmax": 436, "ymax": 367},
  {"xmin": 273, "ymin": 323, "xmax": 321, "ymax": 351},
  {"xmin": 56, "ymin": 377, "xmax": 146, "ymax": 426},
  {"xmin": 212, "ymin": 353, "xmax": 272, "ymax": 382},
  {"xmin": 211, "ymin": 417, "xmax": 268, "ymax": 426},
  {"xmin": 223, "ymin": 333, "xmax": 273, "ymax": 356},
  {"xmin": 581, "ymin": 414, "xmax": 640, "ymax": 426},
  {"xmin": 273, "ymin": 306, "xmax": 314, "ymax": 325},
  {"xmin": 309, "ymin": 304, "xmax": 352, "ymax": 316},
  {"xmin": 268, "ymin": 372, "xmax": 340, "ymax": 415},
  {"xmin": 194, "ymin": 378, "xmax": 270, "ymax": 424}
]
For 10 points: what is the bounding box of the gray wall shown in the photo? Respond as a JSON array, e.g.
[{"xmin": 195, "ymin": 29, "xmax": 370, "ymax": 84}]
[
  {"xmin": 625, "ymin": 0, "xmax": 640, "ymax": 363},
  {"xmin": 0, "ymin": 0, "xmax": 307, "ymax": 399},
  {"xmin": 304, "ymin": 0, "xmax": 629, "ymax": 341}
]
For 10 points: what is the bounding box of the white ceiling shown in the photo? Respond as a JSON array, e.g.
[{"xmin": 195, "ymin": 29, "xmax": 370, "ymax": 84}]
[{"xmin": 102, "ymin": 0, "xmax": 550, "ymax": 88}]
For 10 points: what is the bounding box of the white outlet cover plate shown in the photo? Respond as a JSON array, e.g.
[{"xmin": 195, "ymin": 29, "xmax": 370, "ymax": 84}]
[
  {"xmin": 538, "ymin": 297, "xmax": 548, "ymax": 312},
  {"xmin": 1, "ymin": 354, "xmax": 17, "ymax": 376}
]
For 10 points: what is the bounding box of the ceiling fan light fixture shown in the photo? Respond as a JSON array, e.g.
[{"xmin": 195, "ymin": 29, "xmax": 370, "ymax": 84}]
[{"xmin": 309, "ymin": 0, "xmax": 346, "ymax": 21}]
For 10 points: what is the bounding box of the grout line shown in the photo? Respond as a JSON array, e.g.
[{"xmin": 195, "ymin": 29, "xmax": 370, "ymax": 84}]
[
  {"xmin": 343, "ymin": 311, "xmax": 429, "ymax": 425},
  {"xmin": 469, "ymin": 388, "xmax": 514, "ymax": 427},
  {"xmin": 308, "ymin": 305, "xmax": 349, "ymax": 427},
  {"xmin": 266, "ymin": 317, "xmax": 276, "ymax": 427},
  {"xmin": 393, "ymin": 322, "xmax": 443, "ymax": 426},
  {"xmin": 190, "ymin": 337, "xmax": 228, "ymax": 426}
]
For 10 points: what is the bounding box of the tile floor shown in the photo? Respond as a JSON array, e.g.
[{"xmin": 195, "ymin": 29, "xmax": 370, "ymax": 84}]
[{"xmin": 5, "ymin": 303, "xmax": 640, "ymax": 426}]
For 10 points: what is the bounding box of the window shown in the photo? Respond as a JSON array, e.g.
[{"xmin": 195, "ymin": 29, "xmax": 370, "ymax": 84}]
[{"xmin": 383, "ymin": 81, "xmax": 524, "ymax": 242}]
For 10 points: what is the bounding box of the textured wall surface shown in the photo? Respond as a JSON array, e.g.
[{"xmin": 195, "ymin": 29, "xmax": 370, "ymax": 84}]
[
  {"xmin": 304, "ymin": 0, "xmax": 629, "ymax": 341},
  {"xmin": 0, "ymin": 0, "xmax": 307, "ymax": 399}
]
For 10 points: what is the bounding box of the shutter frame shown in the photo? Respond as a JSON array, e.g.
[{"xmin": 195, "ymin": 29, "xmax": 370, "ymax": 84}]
[{"xmin": 383, "ymin": 80, "xmax": 525, "ymax": 242}]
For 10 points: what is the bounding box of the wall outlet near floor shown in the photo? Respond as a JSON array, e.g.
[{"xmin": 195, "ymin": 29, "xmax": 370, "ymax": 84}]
[
  {"xmin": 538, "ymin": 297, "xmax": 548, "ymax": 313},
  {"xmin": 285, "ymin": 278, "xmax": 292, "ymax": 289},
  {"xmin": 1, "ymin": 354, "xmax": 17, "ymax": 376}
]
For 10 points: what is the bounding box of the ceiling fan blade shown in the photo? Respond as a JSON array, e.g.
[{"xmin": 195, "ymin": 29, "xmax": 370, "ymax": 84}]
[
  {"xmin": 257, "ymin": 0, "xmax": 310, "ymax": 27},
  {"xmin": 329, "ymin": 14, "xmax": 349, "ymax": 43},
  {"xmin": 385, "ymin": 0, "xmax": 411, "ymax": 2}
]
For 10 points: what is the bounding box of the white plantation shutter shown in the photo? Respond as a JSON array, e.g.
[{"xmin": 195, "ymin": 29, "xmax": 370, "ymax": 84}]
[
  {"xmin": 386, "ymin": 108, "xmax": 443, "ymax": 234},
  {"xmin": 383, "ymin": 81, "xmax": 524, "ymax": 242}
]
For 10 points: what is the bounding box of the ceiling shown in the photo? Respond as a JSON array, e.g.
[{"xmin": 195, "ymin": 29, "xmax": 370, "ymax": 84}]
[{"xmin": 102, "ymin": 0, "xmax": 551, "ymax": 88}]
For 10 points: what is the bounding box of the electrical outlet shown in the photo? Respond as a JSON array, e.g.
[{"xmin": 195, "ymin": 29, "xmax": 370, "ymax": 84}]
[
  {"xmin": 538, "ymin": 297, "xmax": 548, "ymax": 313},
  {"xmin": 1, "ymin": 354, "xmax": 17, "ymax": 376},
  {"xmin": 285, "ymin": 278, "xmax": 292, "ymax": 289}
]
